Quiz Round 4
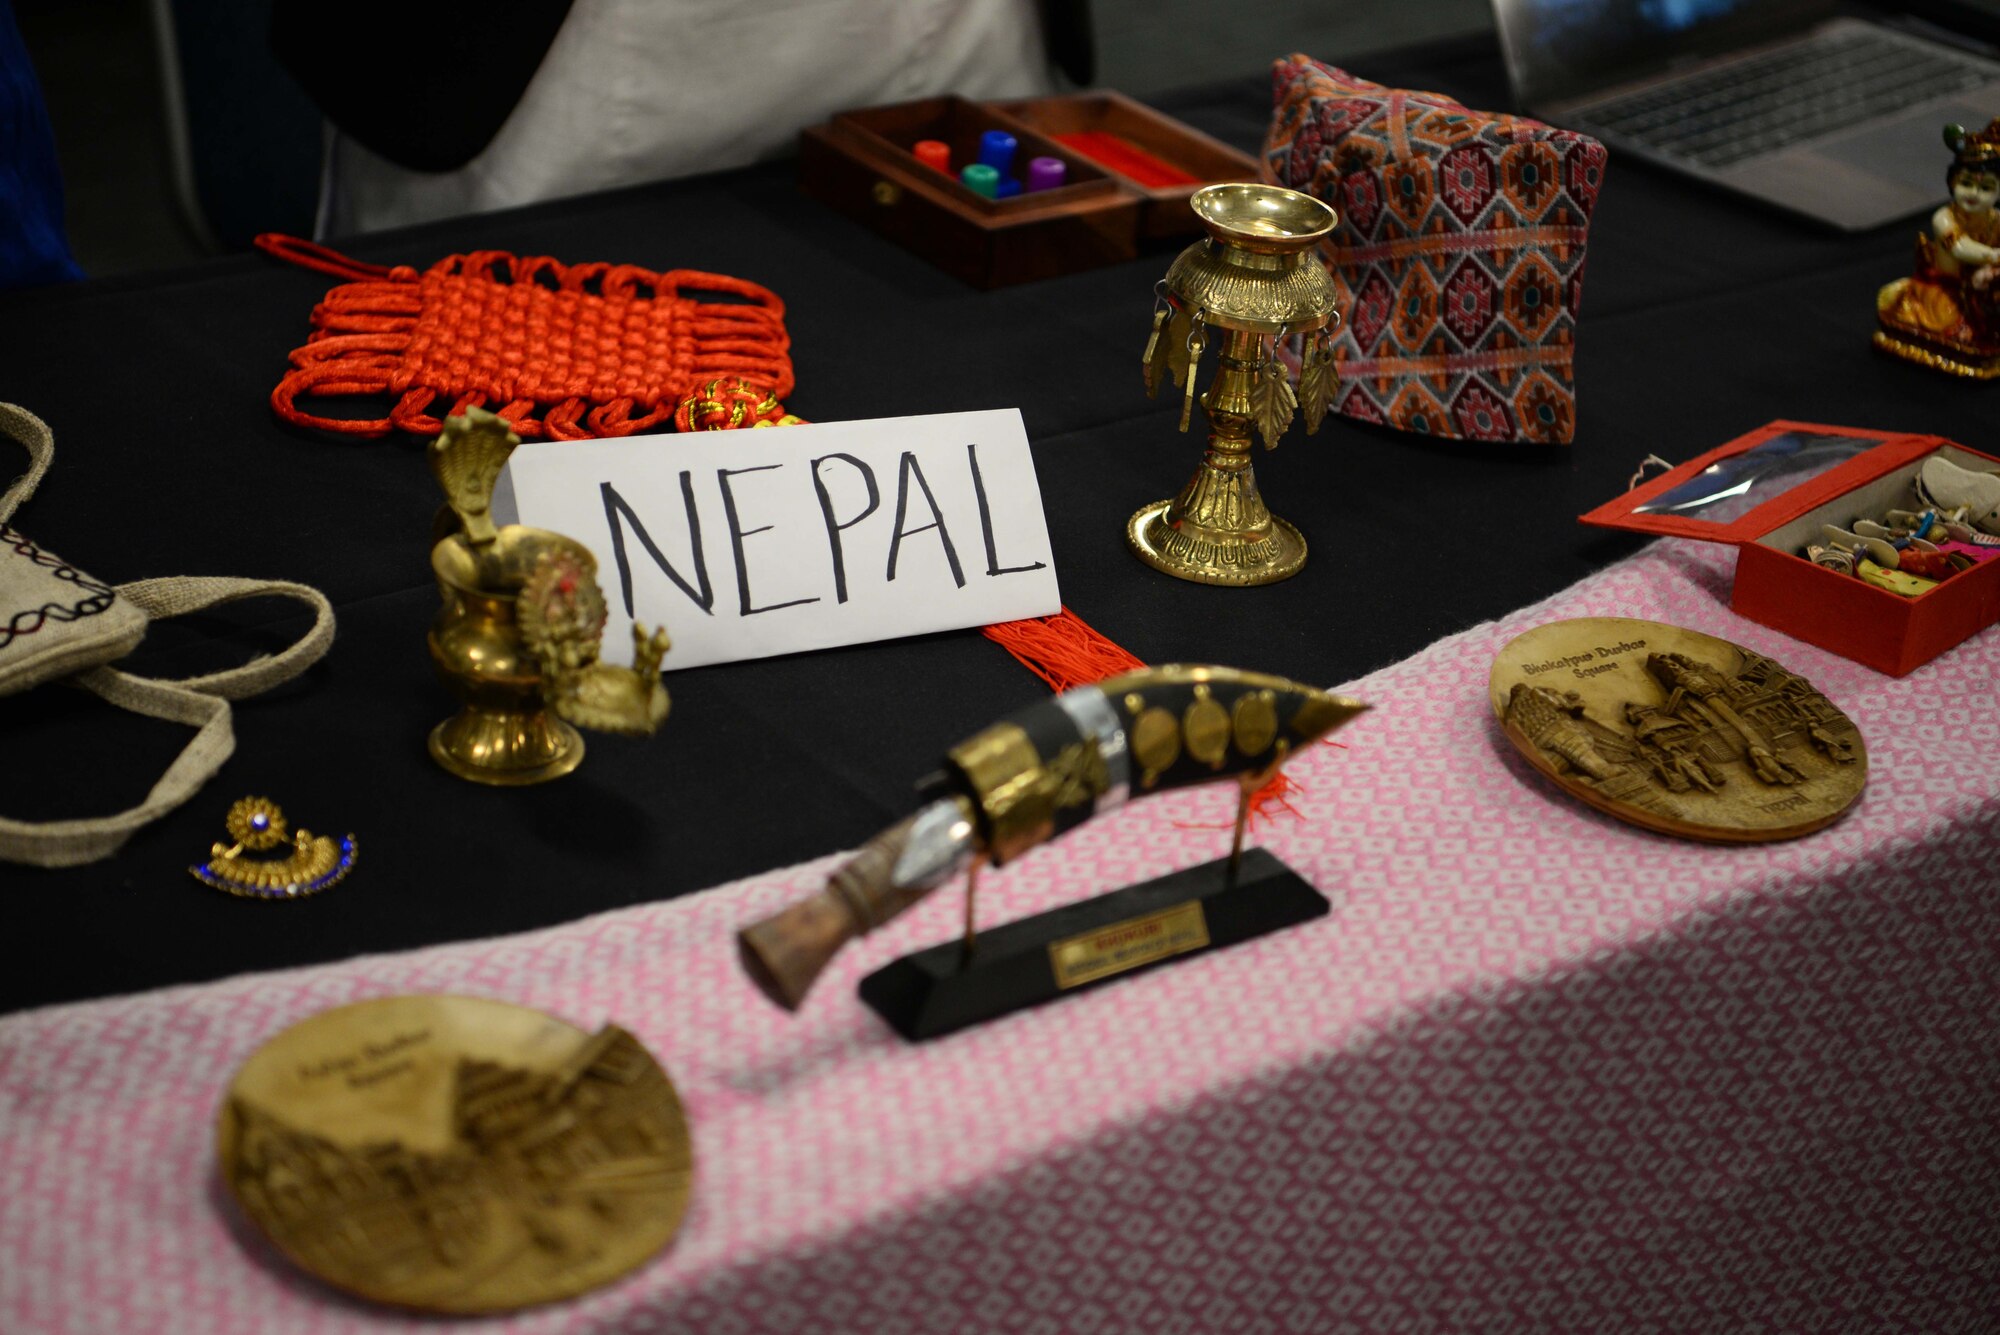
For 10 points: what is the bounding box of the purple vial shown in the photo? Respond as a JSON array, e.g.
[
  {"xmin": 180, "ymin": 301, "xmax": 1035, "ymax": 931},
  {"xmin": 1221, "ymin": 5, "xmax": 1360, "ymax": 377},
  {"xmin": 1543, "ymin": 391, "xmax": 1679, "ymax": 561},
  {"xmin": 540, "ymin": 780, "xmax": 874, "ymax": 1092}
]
[{"xmin": 1026, "ymin": 156, "xmax": 1067, "ymax": 193}]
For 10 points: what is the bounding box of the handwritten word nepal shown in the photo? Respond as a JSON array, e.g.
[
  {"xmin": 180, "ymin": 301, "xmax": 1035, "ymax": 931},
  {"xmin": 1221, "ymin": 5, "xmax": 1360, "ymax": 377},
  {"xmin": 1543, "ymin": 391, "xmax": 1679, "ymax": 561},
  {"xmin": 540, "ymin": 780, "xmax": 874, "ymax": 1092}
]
[{"xmin": 600, "ymin": 444, "xmax": 1047, "ymax": 619}]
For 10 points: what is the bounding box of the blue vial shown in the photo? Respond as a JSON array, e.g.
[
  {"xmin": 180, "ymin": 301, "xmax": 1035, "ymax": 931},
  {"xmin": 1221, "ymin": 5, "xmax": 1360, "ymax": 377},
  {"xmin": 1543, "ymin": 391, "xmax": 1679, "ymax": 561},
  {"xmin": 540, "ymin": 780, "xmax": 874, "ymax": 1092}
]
[{"xmin": 978, "ymin": 130, "xmax": 1018, "ymax": 176}]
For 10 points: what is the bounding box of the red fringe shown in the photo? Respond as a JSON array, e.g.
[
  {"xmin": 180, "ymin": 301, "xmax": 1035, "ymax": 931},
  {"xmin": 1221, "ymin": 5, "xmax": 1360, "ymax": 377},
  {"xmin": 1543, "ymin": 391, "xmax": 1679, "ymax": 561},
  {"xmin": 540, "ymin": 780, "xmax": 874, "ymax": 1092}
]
[
  {"xmin": 1170, "ymin": 749, "xmax": 1347, "ymax": 830},
  {"xmin": 980, "ymin": 605, "xmax": 1145, "ymax": 692}
]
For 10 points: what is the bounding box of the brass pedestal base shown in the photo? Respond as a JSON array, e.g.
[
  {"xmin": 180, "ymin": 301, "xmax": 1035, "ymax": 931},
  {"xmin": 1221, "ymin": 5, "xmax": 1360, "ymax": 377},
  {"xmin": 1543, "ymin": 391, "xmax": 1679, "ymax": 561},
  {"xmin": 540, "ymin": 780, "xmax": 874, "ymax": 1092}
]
[
  {"xmin": 429, "ymin": 709, "xmax": 585, "ymax": 786},
  {"xmin": 1872, "ymin": 329, "xmax": 2000, "ymax": 379},
  {"xmin": 1127, "ymin": 500, "xmax": 1307, "ymax": 587}
]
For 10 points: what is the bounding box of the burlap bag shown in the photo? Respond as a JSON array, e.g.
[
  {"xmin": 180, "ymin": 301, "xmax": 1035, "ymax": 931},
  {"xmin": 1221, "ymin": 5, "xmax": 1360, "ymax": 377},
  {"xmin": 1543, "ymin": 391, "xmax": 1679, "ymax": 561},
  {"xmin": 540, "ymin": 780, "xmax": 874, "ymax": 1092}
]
[{"xmin": 0, "ymin": 404, "xmax": 336, "ymax": 866}]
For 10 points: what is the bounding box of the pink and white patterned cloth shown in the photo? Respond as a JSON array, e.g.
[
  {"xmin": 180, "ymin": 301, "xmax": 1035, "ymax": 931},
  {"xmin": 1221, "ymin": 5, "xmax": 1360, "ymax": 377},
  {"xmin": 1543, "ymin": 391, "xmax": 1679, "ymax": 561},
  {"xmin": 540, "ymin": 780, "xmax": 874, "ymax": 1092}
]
[{"xmin": 3, "ymin": 541, "xmax": 1997, "ymax": 1334}]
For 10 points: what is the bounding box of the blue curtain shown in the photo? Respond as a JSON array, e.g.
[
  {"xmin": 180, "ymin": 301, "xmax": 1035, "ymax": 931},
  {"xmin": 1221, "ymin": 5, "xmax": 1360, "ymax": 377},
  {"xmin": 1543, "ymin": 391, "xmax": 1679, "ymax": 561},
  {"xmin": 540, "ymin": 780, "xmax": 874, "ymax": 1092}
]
[{"xmin": 0, "ymin": 0, "xmax": 82, "ymax": 287}]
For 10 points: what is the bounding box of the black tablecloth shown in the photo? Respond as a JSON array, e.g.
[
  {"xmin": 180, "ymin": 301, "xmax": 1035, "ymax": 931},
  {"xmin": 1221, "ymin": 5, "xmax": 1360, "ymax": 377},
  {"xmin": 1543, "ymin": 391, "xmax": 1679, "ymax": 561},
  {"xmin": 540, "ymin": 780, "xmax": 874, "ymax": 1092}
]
[{"xmin": 0, "ymin": 36, "xmax": 1972, "ymax": 1013}]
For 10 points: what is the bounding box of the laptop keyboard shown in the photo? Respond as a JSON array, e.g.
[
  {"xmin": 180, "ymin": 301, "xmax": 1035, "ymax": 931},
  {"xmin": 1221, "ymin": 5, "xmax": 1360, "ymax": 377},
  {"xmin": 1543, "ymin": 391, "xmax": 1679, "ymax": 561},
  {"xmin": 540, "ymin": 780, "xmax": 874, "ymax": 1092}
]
[{"xmin": 1578, "ymin": 27, "xmax": 1997, "ymax": 169}]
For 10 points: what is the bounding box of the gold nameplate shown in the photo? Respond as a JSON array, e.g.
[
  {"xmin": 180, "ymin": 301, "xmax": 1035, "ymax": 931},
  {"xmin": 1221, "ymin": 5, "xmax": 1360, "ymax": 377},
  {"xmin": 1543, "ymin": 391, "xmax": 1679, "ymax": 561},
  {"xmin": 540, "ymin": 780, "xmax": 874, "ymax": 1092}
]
[{"xmin": 1048, "ymin": 901, "xmax": 1211, "ymax": 990}]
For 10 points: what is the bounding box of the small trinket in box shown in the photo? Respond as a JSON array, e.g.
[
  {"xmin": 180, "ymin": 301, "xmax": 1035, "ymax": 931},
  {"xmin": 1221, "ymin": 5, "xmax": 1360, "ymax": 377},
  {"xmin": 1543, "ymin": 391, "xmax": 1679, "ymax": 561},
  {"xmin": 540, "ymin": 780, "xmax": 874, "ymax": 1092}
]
[
  {"xmin": 798, "ymin": 92, "xmax": 1260, "ymax": 288},
  {"xmin": 1581, "ymin": 421, "xmax": 2000, "ymax": 676}
]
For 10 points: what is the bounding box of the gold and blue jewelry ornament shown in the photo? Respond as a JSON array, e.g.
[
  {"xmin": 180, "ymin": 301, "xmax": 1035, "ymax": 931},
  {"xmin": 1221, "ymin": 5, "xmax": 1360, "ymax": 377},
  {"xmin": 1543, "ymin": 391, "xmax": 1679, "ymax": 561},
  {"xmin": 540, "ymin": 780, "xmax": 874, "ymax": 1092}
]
[{"xmin": 190, "ymin": 796, "xmax": 356, "ymax": 899}]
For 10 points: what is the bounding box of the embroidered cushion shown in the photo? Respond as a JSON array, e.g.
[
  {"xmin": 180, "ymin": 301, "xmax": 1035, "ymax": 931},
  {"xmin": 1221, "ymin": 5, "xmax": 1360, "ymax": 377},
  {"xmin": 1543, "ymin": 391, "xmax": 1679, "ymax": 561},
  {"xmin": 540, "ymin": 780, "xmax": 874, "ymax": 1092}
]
[{"xmin": 1263, "ymin": 55, "xmax": 1608, "ymax": 445}]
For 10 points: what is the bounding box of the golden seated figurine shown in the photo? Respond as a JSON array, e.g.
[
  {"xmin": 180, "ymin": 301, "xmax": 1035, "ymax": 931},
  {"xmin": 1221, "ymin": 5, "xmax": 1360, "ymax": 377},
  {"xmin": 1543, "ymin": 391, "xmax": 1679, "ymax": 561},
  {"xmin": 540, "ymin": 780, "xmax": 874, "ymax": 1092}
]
[{"xmin": 1876, "ymin": 119, "xmax": 2000, "ymax": 378}]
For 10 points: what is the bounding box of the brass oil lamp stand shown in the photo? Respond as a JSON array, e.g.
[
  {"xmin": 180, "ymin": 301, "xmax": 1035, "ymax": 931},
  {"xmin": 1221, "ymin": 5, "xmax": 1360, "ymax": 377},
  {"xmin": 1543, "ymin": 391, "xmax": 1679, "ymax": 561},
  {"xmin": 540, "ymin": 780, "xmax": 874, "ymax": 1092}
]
[{"xmin": 1129, "ymin": 184, "xmax": 1341, "ymax": 586}]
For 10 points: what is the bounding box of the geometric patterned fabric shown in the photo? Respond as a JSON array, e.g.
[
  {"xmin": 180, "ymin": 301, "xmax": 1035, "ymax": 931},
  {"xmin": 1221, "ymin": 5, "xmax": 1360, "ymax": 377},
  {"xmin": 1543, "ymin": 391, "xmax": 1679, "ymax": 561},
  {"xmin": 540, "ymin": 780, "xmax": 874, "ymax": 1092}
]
[
  {"xmin": 1264, "ymin": 55, "xmax": 1608, "ymax": 444},
  {"xmin": 3, "ymin": 540, "xmax": 1998, "ymax": 1333}
]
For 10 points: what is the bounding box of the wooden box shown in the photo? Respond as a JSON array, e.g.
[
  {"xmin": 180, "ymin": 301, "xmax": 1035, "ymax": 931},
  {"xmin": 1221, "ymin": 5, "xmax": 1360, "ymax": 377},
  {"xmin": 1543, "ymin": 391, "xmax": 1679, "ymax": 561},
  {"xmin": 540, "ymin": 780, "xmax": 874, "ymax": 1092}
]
[
  {"xmin": 1581, "ymin": 421, "xmax": 2000, "ymax": 677},
  {"xmin": 798, "ymin": 93, "xmax": 1261, "ymax": 288}
]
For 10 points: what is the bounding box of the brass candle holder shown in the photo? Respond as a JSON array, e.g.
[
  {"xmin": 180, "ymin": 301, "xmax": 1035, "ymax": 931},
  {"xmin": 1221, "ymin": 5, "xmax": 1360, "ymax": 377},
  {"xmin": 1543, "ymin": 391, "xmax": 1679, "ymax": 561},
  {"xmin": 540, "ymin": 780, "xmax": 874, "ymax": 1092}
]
[
  {"xmin": 426, "ymin": 410, "xmax": 671, "ymax": 785},
  {"xmin": 1130, "ymin": 183, "xmax": 1341, "ymax": 586}
]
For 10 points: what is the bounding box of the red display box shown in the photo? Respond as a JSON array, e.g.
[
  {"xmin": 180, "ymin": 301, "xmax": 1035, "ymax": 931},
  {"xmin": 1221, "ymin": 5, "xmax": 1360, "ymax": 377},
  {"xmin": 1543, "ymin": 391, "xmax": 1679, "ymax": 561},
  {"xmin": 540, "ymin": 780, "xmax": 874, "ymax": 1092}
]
[{"xmin": 1581, "ymin": 420, "xmax": 2000, "ymax": 676}]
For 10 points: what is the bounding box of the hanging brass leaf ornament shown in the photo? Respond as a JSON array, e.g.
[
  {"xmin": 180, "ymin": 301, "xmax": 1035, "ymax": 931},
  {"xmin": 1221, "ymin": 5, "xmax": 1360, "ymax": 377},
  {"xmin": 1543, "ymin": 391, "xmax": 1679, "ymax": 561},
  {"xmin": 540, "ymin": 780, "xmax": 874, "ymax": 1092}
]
[
  {"xmin": 1177, "ymin": 314, "xmax": 1207, "ymax": 433},
  {"xmin": 1300, "ymin": 332, "xmax": 1336, "ymax": 436},
  {"xmin": 1252, "ymin": 356, "xmax": 1296, "ymax": 450},
  {"xmin": 1141, "ymin": 305, "xmax": 1171, "ymax": 399},
  {"xmin": 1165, "ymin": 307, "xmax": 1194, "ymax": 390}
]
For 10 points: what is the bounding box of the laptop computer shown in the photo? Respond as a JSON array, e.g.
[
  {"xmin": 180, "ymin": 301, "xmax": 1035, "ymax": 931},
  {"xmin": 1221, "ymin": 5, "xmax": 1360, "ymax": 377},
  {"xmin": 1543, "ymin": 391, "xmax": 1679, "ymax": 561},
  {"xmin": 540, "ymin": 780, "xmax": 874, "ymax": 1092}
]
[{"xmin": 1492, "ymin": 0, "xmax": 2000, "ymax": 229}]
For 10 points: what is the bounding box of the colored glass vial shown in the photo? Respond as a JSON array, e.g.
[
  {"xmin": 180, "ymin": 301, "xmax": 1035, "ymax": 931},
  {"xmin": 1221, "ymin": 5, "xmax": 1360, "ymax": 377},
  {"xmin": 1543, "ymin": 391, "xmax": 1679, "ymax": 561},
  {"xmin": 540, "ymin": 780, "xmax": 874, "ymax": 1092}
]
[
  {"xmin": 978, "ymin": 130, "xmax": 1018, "ymax": 175},
  {"xmin": 960, "ymin": 163, "xmax": 1000, "ymax": 198}
]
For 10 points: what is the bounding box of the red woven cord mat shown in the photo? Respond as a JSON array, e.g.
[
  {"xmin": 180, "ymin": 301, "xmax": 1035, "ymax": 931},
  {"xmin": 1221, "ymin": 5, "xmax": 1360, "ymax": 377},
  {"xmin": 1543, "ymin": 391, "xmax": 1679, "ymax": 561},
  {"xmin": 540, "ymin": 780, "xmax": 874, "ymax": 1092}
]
[{"xmin": 257, "ymin": 234, "xmax": 795, "ymax": 440}]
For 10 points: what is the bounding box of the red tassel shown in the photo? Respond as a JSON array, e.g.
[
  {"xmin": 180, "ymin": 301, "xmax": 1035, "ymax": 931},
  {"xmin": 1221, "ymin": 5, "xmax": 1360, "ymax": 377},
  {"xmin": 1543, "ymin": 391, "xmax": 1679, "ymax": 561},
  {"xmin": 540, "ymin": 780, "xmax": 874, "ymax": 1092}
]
[
  {"xmin": 1247, "ymin": 770, "xmax": 1305, "ymax": 822},
  {"xmin": 1170, "ymin": 758, "xmax": 1344, "ymax": 832}
]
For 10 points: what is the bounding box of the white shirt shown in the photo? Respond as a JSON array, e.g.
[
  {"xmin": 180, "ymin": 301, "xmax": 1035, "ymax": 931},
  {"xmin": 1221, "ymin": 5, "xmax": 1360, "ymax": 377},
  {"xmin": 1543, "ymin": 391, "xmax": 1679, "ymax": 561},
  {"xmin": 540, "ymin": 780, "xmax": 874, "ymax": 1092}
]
[{"xmin": 319, "ymin": 0, "xmax": 1055, "ymax": 235}]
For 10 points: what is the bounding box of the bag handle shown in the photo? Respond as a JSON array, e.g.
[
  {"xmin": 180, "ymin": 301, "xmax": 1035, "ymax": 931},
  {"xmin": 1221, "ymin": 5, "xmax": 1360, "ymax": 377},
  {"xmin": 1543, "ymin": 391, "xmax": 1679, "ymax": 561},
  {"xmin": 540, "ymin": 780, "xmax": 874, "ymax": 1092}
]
[
  {"xmin": 0, "ymin": 582, "xmax": 336, "ymax": 867},
  {"xmin": 0, "ymin": 402, "xmax": 53, "ymax": 524},
  {"xmin": 0, "ymin": 669, "xmax": 234, "ymax": 868},
  {"xmin": 114, "ymin": 576, "xmax": 337, "ymax": 699},
  {"xmin": 0, "ymin": 577, "xmax": 336, "ymax": 867},
  {"xmin": 0, "ymin": 407, "xmax": 341, "ymax": 867}
]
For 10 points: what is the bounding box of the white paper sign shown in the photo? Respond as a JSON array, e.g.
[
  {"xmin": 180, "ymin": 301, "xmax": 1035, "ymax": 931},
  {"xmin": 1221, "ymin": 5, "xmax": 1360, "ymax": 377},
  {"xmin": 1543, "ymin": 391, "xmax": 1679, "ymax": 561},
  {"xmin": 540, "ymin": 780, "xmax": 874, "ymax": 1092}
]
[{"xmin": 494, "ymin": 409, "xmax": 1061, "ymax": 670}]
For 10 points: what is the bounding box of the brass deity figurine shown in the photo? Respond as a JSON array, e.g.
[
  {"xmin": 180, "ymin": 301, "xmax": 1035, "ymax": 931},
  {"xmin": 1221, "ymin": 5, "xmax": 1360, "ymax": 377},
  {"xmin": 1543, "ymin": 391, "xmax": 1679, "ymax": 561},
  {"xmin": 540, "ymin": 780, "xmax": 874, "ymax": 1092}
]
[
  {"xmin": 1131, "ymin": 183, "xmax": 1342, "ymax": 586},
  {"xmin": 428, "ymin": 409, "xmax": 671, "ymax": 784},
  {"xmin": 1877, "ymin": 118, "xmax": 2000, "ymax": 378}
]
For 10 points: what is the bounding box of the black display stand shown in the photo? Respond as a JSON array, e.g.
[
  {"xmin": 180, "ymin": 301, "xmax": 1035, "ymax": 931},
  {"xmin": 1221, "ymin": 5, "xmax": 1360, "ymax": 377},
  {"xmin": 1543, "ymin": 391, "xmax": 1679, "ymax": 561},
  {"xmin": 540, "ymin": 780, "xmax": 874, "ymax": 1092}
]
[{"xmin": 858, "ymin": 847, "xmax": 1328, "ymax": 1040}]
